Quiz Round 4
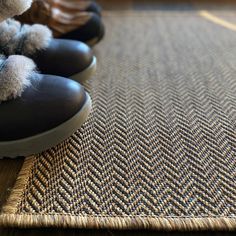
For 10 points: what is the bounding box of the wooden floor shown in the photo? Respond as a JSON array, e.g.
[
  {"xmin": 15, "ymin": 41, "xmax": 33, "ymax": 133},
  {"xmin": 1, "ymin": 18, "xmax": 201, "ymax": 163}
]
[
  {"xmin": 1, "ymin": 0, "xmax": 236, "ymax": 235},
  {"xmin": 97, "ymin": 0, "xmax": 236, "ymax": 10}
]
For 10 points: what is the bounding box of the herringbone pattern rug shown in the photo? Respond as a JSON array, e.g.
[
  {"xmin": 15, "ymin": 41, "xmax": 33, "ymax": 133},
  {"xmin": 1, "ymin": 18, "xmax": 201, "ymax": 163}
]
[{"xmin": 1, "ymin": 11, "xmax": 236, "ymax": 230}]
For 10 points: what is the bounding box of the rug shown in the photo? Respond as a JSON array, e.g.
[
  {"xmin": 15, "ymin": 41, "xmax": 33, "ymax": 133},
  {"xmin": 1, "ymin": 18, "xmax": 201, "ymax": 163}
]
[{"xmin": 1, "ymin": 11, "xmax": 236, "ymax": 230}]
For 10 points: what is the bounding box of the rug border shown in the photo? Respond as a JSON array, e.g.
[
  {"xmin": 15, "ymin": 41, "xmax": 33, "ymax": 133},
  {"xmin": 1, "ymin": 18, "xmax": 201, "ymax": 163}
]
[
  {"xmin": 2, "ymin": 156, "xmax": 35, "ymax": 214},
  {"xmin": 0, "ymin": 214, "xmax": 236, "ymax": 230},
  {"xmin": 1, "ymin": 156, "xmax": 236, "ymax": 230}
]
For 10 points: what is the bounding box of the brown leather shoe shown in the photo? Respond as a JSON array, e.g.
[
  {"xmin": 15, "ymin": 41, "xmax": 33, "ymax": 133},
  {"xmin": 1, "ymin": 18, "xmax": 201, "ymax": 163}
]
[
  {"xmin": 47, "ymin": 0, "xmax": 102, "ymax": 16},
  {"xmin": 16, "ymin": 0, "xmax": 105, "ymax": 46}
]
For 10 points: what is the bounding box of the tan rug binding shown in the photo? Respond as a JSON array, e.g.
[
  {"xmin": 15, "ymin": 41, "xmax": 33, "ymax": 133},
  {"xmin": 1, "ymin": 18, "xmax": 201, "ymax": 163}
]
[{"xmin": 1, "ymin": 11, "xmax": 236, "ymax": 230}]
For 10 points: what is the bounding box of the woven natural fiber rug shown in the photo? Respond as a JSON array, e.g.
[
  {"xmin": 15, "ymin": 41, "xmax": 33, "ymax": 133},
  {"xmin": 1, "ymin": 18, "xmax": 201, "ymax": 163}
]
[{"xmin": 1, "ymin": 11, "xmax": 236, "ymax": 230}]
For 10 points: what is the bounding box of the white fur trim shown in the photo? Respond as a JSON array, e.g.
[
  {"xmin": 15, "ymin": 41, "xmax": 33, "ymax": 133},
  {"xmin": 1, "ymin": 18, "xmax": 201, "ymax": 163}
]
[
  {"xmin": 0, "ymin": 20, "xmax": 21, "ymax": 50},
  {"xmin": 0, "ymin": 19, "xmax": 52, "ymax": 56},
  {"xmin": 0, "ymin": 0, "xmax": 32, "ymax": 22},
  {"xmin": 0, "ymin": 55, "xmax": 35, "ymax": 102},
  {"xmin": 21, "ymin": 24, "xmax": 52, "ymax": 55}
]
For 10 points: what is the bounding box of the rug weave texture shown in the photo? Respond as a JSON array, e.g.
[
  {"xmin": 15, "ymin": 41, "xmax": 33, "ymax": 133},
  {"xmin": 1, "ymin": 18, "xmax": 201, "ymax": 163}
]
[{"xmin": 1, "ymin": 11, "xmax": 236, "ymax": 230}]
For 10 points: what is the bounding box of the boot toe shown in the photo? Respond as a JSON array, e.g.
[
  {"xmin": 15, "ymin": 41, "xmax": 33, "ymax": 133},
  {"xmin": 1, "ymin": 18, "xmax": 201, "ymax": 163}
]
[
  {"xmin": 60, "ymin": 13, "xmax": 105, "ymax": 46},
  {"xmin": 0, "ymin": 74, "xmax": 88, "ymax": 142},
  {"xmin": 86, "ymin": 2, "xmax": 102, "ymax": 16},
  {"xmin": 33, "ymin": 39, "xmax": 94, "ymax": 77}
]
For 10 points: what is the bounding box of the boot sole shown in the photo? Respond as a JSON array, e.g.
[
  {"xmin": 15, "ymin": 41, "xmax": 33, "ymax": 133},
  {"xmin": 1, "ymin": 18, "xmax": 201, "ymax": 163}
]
[
  {"xmin": 86, "ymin": 37, "xmax": 100, "ymax": 47},
  {"xmin": 0, "ymin": 93, "xmax": 92, "ymax": 159},
  {"xmin": 70, "ymin": 56, "xmax": 97, "ymax": 83}
]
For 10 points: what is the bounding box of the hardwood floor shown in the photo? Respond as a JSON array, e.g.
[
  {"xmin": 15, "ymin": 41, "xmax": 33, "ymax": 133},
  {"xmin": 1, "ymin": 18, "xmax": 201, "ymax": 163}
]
[
  {"xmin": 0, "ymin": 158, "xmax": 24, "ymax": 210},
  {"xmin": 97, "ymin": 0, "xmax": 236, "ymax": 11}
]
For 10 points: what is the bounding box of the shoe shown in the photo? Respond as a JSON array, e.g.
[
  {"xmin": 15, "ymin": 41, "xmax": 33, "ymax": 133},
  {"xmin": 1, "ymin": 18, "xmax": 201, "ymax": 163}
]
[
  {"xmin": 16, "ymin": 0, "xmax": 105, "ymax": 46},
  {"xmin": 0, "ymin": 19, "xmax": 96, "ymax": 82},
  {"xmin": 32, "ymin": 39, "xmax": 97, "ymax": 83},
  {"xmin": 47, "ymin": 0, "xmax": 102, "ymax": 16},
  {"xmin": 59, "ymin": 13, "xmax": 105, "ymax": 46},
  {"xmin": 0, "ymin": 54, "xmax": 92, "ymax": 158}
]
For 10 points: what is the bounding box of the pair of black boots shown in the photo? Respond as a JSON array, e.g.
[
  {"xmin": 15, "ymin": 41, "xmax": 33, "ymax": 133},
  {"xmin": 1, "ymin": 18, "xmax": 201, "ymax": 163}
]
[{"xmin": 0, "ymin": 0, "xmax": 100, "ymax": 158}]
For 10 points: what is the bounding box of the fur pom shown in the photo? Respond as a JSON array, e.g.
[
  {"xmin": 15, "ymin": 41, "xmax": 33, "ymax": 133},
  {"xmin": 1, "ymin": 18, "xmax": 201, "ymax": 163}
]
[
  {"xmin": 0, "ymin": 0, "xmax": 32, "ymax": 22},
  {"xmin": 0, "ymin": 55, "xmax": 35, "ymax": 102},
  {"xmin": 0, "ymin": 20, "xmax": 21, "ymax": 49},
  {"xmin": 21, "ymin": 24, "xmax": 52, "ymax": 55},
  {"xmin": 0, "ymin": 19, "xmax": 52, "ymax": 56}
]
